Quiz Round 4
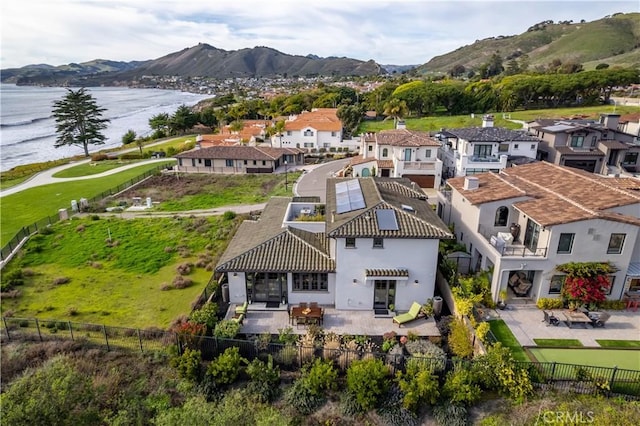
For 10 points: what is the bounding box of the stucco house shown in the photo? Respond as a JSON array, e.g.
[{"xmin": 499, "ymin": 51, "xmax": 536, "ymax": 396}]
[
  {"xmin": 438, "ymin": 114, "xmax": 540, "ymax": 178},
  {"xmin": 271, "ymin": 108, "xmax": 344, "ymax": 151},
  {"xmin": 174, "ymin": 145, "xmax": 304, "ymax": 174},
  {"xmin": 350, "ymin": 124, "xmax": 443, "ymax": 189},
  {"xmin": 526, "ymin": 113, "xmax": 640, "ymax": 176},
  {"xmin": 216, "ymin": 177, "xmax": 453, "ymax": 312},
  {"xmin": 437, "ymin": 161, "xmax": 640, "ymax": 304}
]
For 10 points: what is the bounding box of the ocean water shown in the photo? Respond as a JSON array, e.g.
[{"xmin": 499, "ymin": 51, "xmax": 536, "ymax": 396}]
[{"xmin": 0, "ymin": 84, "xmax": 209, "ymax": 171}]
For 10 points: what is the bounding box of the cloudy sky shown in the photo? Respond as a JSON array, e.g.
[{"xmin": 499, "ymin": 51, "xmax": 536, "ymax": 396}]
[{"xmin": 1, "ymin": 1, "xmax": 637, "ymax": 69}]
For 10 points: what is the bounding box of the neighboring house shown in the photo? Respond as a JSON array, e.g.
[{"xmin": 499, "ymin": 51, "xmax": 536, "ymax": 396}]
[
  {"xmin": 437, "ymin": 162, "xmax": 640, "ymax": 304},
  {"xmin": 438, "ymin": 114, "xmax": 540, "ymax": 178},
  {"xmin": 351, "ymin": 123, "xmax": 443, "ymax": 189},
  {"xmin": 526, "ymin": 113, "xmax": 640, "ymax": 175},
  {"xmin": 196, "ymin": 120, "xmax": 271, "ymax": 148},
  {"xmin": 216, "ymin": 177, "xmax": 453, "ymax": 311},
  {"xmin": 271, "ymin": 108, "xmax": 344, "ymax": 151},
  {"xmin": 175, "ymin": 146, "xmax": 304, "ymax": 174}
]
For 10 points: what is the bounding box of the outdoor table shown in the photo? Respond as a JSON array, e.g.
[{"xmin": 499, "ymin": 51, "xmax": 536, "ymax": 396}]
[
  {"xmin": 292, "ymin": 306, "xmax": 323, "ymax": 326},
  {"xmin": 562, "ymin": 310, "xmax": 591, "ymax": 328}
]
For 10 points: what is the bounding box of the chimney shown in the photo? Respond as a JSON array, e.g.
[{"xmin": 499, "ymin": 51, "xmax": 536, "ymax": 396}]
[
  {"xmin": 600, "ymin": 113, "xmax": 620, "ymax": 131},
  {"xmin": 482, "ymin": 114, "xmax": 494, "ymax": 128},
  {"xmin": 396, "ymin": 119, "xmax": 406, "ymax": 130},
  {"xmin": 331, "ymin": 210, "xmax": 336, "ymax": 223},
  {"xmin": 463, "ymin": 176, "xmax": 479, "ymax": 190}
]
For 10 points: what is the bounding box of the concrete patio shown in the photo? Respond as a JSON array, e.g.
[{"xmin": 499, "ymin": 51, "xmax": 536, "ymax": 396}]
[
  {"xmin": 495, "ymin": 304, "xmax": 640, "ymax": 348},
  {"xmin": 225, "ymin": 303, "xmax": 440, "ymax": 337}
]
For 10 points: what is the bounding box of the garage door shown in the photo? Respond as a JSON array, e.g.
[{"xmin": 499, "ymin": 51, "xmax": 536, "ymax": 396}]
[{"xmin": 403, "ymin": 174, "xmax": 435, "ymax": 188}]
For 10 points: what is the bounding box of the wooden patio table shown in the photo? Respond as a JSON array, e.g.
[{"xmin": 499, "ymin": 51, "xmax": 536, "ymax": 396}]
[
  {"xmin": 292, "ymin": 306, "xmax": 323, "ymax": 326},
  {"xmin": 562, "ymin": 310, "xmax": 591, "ymax": 328}
]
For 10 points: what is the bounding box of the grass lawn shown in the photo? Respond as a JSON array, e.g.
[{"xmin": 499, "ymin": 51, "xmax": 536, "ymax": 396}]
[
  {"xmin": 488, "ymin": 319, "xmax": 528, "ymax": 361},
  {"xmin": 528, "ymin": 348, "xmax": 640, "ymax": 370},
  {"xmin": 533, "ymin": 338, "xmax": 583, "ymax": 347},
  {"xmin": 1, "ymin": 161, "xmax": 174, "ymax": 246},
  {"xmin": 52, "ymin": 159, "xmax": 158, "ymax": 178},
  {"xmin": 597, "ymin": 340, "xmax": 640, "ymax": 348},
  {"xmin": 1, "ymin": 214, "xmax": 241, "ymax": 328}
]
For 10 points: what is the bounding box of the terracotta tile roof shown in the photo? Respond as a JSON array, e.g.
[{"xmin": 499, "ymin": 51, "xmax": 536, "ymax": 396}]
[
  {"xmin": 284, "ymin": 108, "xmax": 342, "ymax": 131},
  {"xmin": 619, "ymin": 112, "xmax": 640, "ymax": 123},
  {"xmin": 377, "ymin": 160, "xmax": 394, "ymax": 169},
  {"xmin": 447, "ymin": 162, "xmax": 640, "ymax": 227},
  {"xmin": 175, "ymin": 145, "xmax": 300, "ymax": 160},
  {"xmin": 600, "ymin": 140, "xmax": 631, "ymax": 150},
  {"xmin": 350, "ymin": 155, "xmax": 376, "ymax": 166},
  {"xmin": 375, "ymin": 129, "xmax": 441, "ymax": 147},
  {"xmin": 215, "ymin": 197, "xmax": 335, "ymax": 273},
  {"xmin": 326, "ymin": 177, "xmax": 452, "ymax": 239}
]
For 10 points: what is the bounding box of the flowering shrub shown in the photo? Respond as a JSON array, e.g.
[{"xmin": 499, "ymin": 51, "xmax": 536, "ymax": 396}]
[{"xmin": 557, "ymin": 262, "xmax": 615, "ymax": 306}]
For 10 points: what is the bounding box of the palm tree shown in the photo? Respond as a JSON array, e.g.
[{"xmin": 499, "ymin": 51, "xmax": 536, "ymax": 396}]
[{"xmin": 382, "ymin": 98, "xmax": 408, "ymax": 127}]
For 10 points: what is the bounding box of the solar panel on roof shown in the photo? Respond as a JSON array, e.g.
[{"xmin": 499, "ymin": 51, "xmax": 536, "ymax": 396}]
[
  {"xmin": 335, "ymin": 179, "xmax": 366, "ymax": 214},
  {"xmin": 376, "ymin": 209, "xmax": 399, "ymax": 231}
]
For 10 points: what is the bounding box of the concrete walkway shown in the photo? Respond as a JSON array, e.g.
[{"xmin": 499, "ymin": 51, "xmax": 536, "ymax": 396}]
[{"xmin": 497, "ymin": 304, "xmax": 640, "ymax": 348}]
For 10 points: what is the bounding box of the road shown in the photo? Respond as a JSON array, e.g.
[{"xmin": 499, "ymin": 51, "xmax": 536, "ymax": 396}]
[{"xmin": 295, "ymin": 158, "xmax": 350, "ymax": 202}]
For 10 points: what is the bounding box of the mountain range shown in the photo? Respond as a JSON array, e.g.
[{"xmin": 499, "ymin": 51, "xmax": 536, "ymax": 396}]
[{"xmin": 2, "ymin": 12, "xmax": 638, "ymax": 86}]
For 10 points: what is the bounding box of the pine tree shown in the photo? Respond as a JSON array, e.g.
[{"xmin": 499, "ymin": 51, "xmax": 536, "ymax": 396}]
[{"xmin": 52, "ymin": 88, "xmax": 110, "ymax": 157}]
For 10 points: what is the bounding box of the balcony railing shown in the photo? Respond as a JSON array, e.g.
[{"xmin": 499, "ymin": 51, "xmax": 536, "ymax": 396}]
[
  {"xmin": 478, "ymin": 224, "xmax": 547, "ymax": 258},
  {"xmin": 469, "ymin": 155, "xmax": 501, "ymax": 163},
  {"xmin": 403, "ymin": 161, "xmax": 436, "ymax": 170}
]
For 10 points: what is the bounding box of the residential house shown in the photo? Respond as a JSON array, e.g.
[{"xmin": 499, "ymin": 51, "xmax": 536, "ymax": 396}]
[
  {"xmin": 175, "ymin": 145, "xmax": 304, "ymax": 174},
  {"xmin": 438, "ymin": 114, "xmax": 540, "ymax": 178},
  {"xmin": 351, "ymin": 124, "xmax": 443, "ymax": 190},
  {"xmin": 526, "ymin": 113, "xmax": 640, "ymax": 175},
  {"xmin": 437, "ymin": 162, "xmax": 640, "ymax": 304},
  {"xmin": 216, "ymin": 177, "xmax": 453, "ymax": 311},
  {"xmin": 271, "ymin": 108, "xmax": 345, "ymax": 151}
]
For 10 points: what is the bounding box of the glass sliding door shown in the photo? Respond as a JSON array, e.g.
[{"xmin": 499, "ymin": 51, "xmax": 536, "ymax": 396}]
[
  {"xmin": 247, "ymin": 272, "xmax": 286, "ymax": 303},
  {"xmin": 523, "ymin": 219, "xmax": 540, "ymax": 252},
  {"xmin": 374, "ymin": 280, "xmax": 396, "ymax": 310}
]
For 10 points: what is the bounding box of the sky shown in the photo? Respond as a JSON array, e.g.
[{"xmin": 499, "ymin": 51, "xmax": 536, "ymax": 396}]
[{"xmin": 1, "ymin": 0, "xmax": 638, "ymax": 69}]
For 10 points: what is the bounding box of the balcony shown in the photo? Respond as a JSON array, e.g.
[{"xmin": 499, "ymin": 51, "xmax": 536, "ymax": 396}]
[
  {"xmin": 478, "ymin": 224, "xmax": 547, "ymax": 258},
  {"xmin": 469, "ymin": 155, "xmax": 502, "ymax": 163},
  {"xmin": 403, "ymin": 161, "xmax": 436, "ymax": 171}
]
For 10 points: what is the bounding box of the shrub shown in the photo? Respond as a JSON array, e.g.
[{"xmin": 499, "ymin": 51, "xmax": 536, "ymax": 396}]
[
  {"xmin": 449, "ymin": 317, "xmax": 474, "ymax": 359},
  {"xmin": 284, "ymin": 377, "xmax": 323, "ymax": 415},
  {"xmin": 91, "ymin": 153, "xmax": 109, "ymax": 161},
  {"xmin": 1, "ymin": 269, "xmax": 24, "ymax": 291},
  {"xmin": 323, "ymin": 332, "xmax": 341, "ymax": 360},
  {"xmin": 277, "ymin": 326, "xmax": 298, "ymax": 345},
  {"xmin": 397, "ymin": 357, "xmax": 440, "ymax": 412},
  {"xmin": 222, "ymin": 210, "xmax": 236, "ymax": 220},
  {"xmin": 433, "ymin": 404, "xmax": 468, "ymax": 426},
  {"xmin": 189, "ymin": 302, "xmax": 218, "ymax": 330},
  {"xmin": 376, "ymin": 385, "xmax": 419, "ymax": 426},
  {"xmin": 346, "ymin": 358, "xmax": 391, "ymax": 412},
  {"xmin": 245, "ymin": 355, "xmax": 280, "ymax": 403},
  {"xmin": 442, "ymin": 365, "xmax": 482, "ymax": 406},
  {"xmin": 170, "ymin": 348, "xmax": 202, "ymax": 382},
  {"xmin": 53, "ymin": 276, "xmax": 70, "ymax": 285},
  {"xmin": 536, "ymin": 298, "xmax": 564, "ymax": 310},
  {"xmin": 172, "ymin": 276, "xmax": 193, "ymax": 289},
  {"xmin": 382, "ymin": 331, "xmax": 398, "ymax": 352},
  {"xmin": 206, "ymin": 347, "xmax": 244, "ymax": 387},
  {"xmin": 119, "ymin": 152, "xmax": 143, "ymax": 160},
  {"xmin": 472, "ymin": 343, "xmax": 533, "ymax": 402},
  {"xmin": 274, "ymin": 343, "xmax": 298, "ymax": 366},
  {"xmin": 475, "ymin": 321, "xmax": 490, "ymax": 343},
  {"xmin": 176, "ymin": 262, "xmax": 194, "ymax": 275},
  {"xmin": 303, "ymin": 358, "xmax": 338, "ymax": 396},
  {"xmin": 213, "ymin": 320, "xmax": 241, "ymax": 338}
]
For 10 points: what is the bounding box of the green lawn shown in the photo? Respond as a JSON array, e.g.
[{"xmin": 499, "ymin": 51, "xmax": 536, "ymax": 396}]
[
  {"xmin": 1, "ymin": 161, "xmax": 174, "ymax": 245},
  {"xmin": 52, "ymin": 159, "xmax": 156, "ymax": 178},
  {"xmin": 1, "ymin": 214, "xmax": 241, "ymax": 328},
  {"xmin": 533, "ymin": 338, "xmax": 583, "ymax": 347},
  {"xmin": 597, "ymin": 340, "xmax": 640, "ymax": 348},
  {"xmin": 488, "ymin": 319, "xmax": 528, "ymax": 361},
  {"xmin": 528, "ymin": 348, "xmax": 640, "ymax": 370}
]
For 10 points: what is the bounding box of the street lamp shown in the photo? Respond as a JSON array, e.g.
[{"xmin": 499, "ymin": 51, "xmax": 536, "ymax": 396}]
[{"xmin": 284, "ymin": 160, "xmax": 288, "ymax": 192}]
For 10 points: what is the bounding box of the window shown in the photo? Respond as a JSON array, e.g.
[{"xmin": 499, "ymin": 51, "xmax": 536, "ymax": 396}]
[
  {"xmin": 191, "ymin": 159, "xmax": 196, "ymax": 167},
  {"xmin": 494, "ymin": 206, "xmax": 509, "ymax": 226},
  {"xmin": 513, "ymin": 144, "xmax": 519, "ymax": 149},
  {"xmin": 178, "ymin": 159, "xmax": 183, "ymax": 166},
  {"xmin": 591, "ymin": 136, "xmax": 598, "ymax": 147},
  {"xmin": 287, "ymin": 131, "xmax": 292, "ymax": 136},
  {"xmin": 382, "ymin": 148, "xmax": 388, "ymax": 157},
  {"xmin": 368, "ymin": 145, "xmax": 373, "ymax": 152},
  {"xmin": 570, "ymin": 135, "xmax": 584, "ymax": 147},
  {"xmin": 304, "ymin": 142, "xmax": 314, "ymax": 148},
  {"xmin": 607, "ymin": 233, "xmax": 625, "ymax": 254},
  {"xmin": 292, "ymin": 273, "xmax": 328, "ymax": 292},
  {"xmin": 530, "ymin": 144, "xmax": 536, "ymax": 150},
  {"xmin": 498, "ymin": 143, "xmax": 509, "ymax": 152},
  {"xmin": 473, "ymin": 144, "xmax": 492, "ymax": 157},
  {"xmin": 373, "ymin": 237, "xmax": 384, "ymax": 248},
  {"xmin": 425, "ymin": 149, "xmax": 432, "ymax": 158},
  {"xmin": 243, "ymin": 160, "xmax": 247, "ymax": 165},
  {"xmin": 225, "ymin": 159, "xmax": 233, "ymax": 167},
  {"xmin": 605, "ymin": 275, "xmax": 615, "ymax": 295},
  {"xmin": 460, "ymin": 232, "xmax": 464, "ymax": 242},
  {"xmin": 331, "ymin": 131, "xmax": 337, "ymax": 137},
  {"xmin": 198, "ymin": 158, "xmax": 202, "ymax": 164},
  {"xmin": 345, "ymin": 237, "xmax": 356, "ymax": 248},
  {"xmin": 205, "ymin": 159, "xmax": 212, "ymax": 167},
  {"xmin": 262, "ymin": 160, "xmax": 266, "ymax": 166},
  {"xmin": 304, "ymin": 129, "xmax": 314, "ymax": 136},
  {"xmin": 549, "ymin": 275, "xmax": 565, "ymax": 294},
  {"xmin": 623, "ymin": 152, "xmax": 638, "ymax": 165},
  {"xmin": 557, "ymin": 233, "xmax": 575, "ymax": 254}
]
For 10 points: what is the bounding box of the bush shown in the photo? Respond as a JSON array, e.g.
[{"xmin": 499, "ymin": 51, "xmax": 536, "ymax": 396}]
[
  {"xmin": 443, "ymin": 365, "xmax": 482, "ymax": 406},
  {"xmin": 346, "ymin": 358, "xmax": 391, "ymax": 412},
  {"xmin": 536, "ymin": 298, "xmax": 564, "ymax": 310},
  {"xmin": 91, "ymin": 153, "xmax": 109, "ymax": 161},
  {"xmin": 397, "ymin": 357, "xmax": 440, "ymax": 412},
  {"xmin": 274, "ymin": 343, "xmax": 298, "ymax": 366},
  {"xmin": 303, "ymin": 358, "xmax": 338, "ymax": 396},
  {"xmin": 433, "ymin": 404, "xmax": 468, "ymax": 426},
  {"xmin": 245, "ymin": 356, "xmax": 280, "ymax": 402},
  {"xmin": 119, "ymin": 152, "xmax": 143, "ymax": 160},
  {"xmin": 206, "ymin": 347, "xmax": 244, "ymax": 387},
  {"xmin": 213, "ymin": 320, "xmax": 241, "ymax": 338},
  {"xmin": 189, "ymin": 302, "xmax": 219, "ymax": 330},
  {"xmin": 471, "ymin": 343, "xmax": 533, "ymax": 402},
  {"xmin": 1, "ymin": 269, "xmax": 24, "ymax": 291},
  {"xmin": 449, "ymin": 317, "xmax": 474, "ymax": 359},
  {"xmin": 170, "ymin": 348, "xmax": 202, "ymax": 382},
  {"xmin": 284, "ymin": 377, "xmax": 324, "ymax": 415},
  {"xmin": 376, "ymin": 385, "xmax": 419, "ymax": 426},
  {"xmin": 222, "ymin": 211, "xmax": 236, "ymax": 220}
]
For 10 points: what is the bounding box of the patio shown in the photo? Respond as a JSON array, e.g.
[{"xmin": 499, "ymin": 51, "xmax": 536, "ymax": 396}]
[
  {"xmin": 225, "ymin": 304, "xmax": 441, "ymax": 337},
  {"xmin": 496, "ymin": 304, "xmax": 640, "ymax": 347}
]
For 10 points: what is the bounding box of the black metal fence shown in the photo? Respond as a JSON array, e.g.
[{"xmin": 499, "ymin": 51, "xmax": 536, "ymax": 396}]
[
  {"xmin": 2, "ymin": 316, "xmax": 639, "ymax": 399},
  {"xmin": 1, "ymin": 164, "xmax": 170, "ymax": 262}
]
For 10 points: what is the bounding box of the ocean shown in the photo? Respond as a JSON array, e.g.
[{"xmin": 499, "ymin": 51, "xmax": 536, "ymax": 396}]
[{"xmin": 0, "ymin": 84, "xmax": 209, "ymax": 171}]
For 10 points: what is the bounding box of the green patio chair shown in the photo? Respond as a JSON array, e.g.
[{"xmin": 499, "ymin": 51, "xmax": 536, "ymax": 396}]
[
  {"xmin": 235, "ymin": 301, "xmax": 248, "ymax": 315},
  {"xmin": 393, "ymin": 302, "xmax": 422, "ymax": 327}
]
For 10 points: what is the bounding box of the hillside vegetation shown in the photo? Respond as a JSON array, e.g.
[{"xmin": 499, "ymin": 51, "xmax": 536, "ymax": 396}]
[{"xmin": 419, "ymin": 12, "xmax": 640, "ymax": 73}]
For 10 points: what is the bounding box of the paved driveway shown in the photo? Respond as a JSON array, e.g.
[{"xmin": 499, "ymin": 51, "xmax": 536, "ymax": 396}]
[{"xmin": 295, "ymin": 158, "xmax": 350, "ymax": 202}]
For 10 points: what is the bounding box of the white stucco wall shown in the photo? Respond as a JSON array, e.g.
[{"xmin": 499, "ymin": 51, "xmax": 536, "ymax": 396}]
[{"xmin": 333, "ymin": 237, "xmax": 439, "ymax": 311}]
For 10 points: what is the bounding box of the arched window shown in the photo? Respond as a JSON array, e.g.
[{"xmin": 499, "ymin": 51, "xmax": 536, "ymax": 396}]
[
  {"xmin": 494, "ymin": 206, "xmax": 509, "ymax": 226},
  {"xmin": 382, "ymin": 148, "xmax": 388, "ymax": 157}
]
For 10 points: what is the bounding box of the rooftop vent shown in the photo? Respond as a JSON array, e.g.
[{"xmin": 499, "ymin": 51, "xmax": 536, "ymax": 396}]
[{"xmin": 463, "ymin": 176, "xmax": 479, "ymax": 190}]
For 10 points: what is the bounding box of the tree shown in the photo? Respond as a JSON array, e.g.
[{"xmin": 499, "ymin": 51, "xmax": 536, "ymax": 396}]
[
  {"xmin": 337, "ymin": 104, "xmax": 363, "ymax": 138},
  {"xmin": 198, "ymin": 107, "xmax": 218, "ymax": 131},
  {"xmin": 149, "ymin": 112, "xmax": 170, "ymax": 138},
  {"xmin": 52, "ymin": 88, "xmax": 110, "ymax": 157},
  {"xmin": 121, "ymin": 129, "xmax": 137, "ymax": 145},
  {"xmin": 170, "ymin": 105, "xmax": 198, "ymax": 135},
  {"xmin": 382, "ymin": 98, "xmax": 408, "ymax": 126}
]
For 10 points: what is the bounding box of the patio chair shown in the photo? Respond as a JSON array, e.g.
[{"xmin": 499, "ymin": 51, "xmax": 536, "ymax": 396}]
[
  {"xmin": 588, "ymin": 311, "xmax": 611, "ymax": 328},
  {"xmin": 542, "ymin": 310, "xmax": 559, "ymax": 326},
  {"xmin": 299, "ymin": 302, "xmax": 308, "ymax": 309},
  {"xmin": 235, "ymin": 301, "xmax": 248, "ymax": 315},
  {"xmin": 392, "ymin": 302, "xmax": 422, "ymax": 327},
  {"xmin": 309, "ymin": 302, "xmax": 318, "ymax": 309},
  {"xmin": 231, "ymin": 313, "xmax": 244, "ymax": 324}
]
